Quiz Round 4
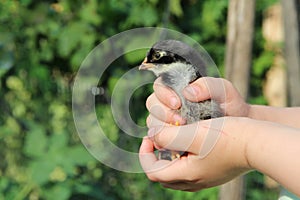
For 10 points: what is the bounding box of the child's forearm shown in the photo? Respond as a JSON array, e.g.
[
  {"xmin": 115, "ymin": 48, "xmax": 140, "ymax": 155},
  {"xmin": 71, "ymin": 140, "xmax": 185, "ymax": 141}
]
[{"xmin": 248, "ymin": 105, "xmax": 300, "ymax": 128}]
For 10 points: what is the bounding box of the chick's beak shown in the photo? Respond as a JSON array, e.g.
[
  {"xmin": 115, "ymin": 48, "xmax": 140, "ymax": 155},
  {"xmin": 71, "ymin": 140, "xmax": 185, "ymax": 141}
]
[{"xmin": 139, "ymin": 57, "xmax": 155, "ymax": 70}]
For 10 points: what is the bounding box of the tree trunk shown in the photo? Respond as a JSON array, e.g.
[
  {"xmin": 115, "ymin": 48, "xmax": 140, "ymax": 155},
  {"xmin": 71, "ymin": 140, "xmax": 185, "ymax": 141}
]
[
  {"xmin": 224, "ymin": 0, "xmax": 256, "ymax": 99},
  {"xmin": 281, "ymin": 0, "xmax": 300, "ymax": 107},
  {"xmin": 220, "ymin": 0, "xmax": 256, "ymax": 199}
]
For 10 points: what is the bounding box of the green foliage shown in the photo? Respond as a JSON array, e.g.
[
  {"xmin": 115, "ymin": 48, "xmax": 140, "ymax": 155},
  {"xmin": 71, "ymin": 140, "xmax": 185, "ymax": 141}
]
[
  {"xmin": 246, "ymin": 171, "xmax": 279, "ymax": 200},
  {"xmin": 0, "ymin": 0, "xmax": 279, "ymax": 199},
  {"xmin": 166, "ymin": 187, "xmax": 218, "ymax": 200},
  {"xmin": 249, "ymin": 0, "xmax": 279, "ymax": 104}
]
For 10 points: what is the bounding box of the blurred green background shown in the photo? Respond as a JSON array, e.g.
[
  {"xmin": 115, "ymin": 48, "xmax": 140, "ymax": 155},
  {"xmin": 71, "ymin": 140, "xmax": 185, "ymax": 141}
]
[{"xmin": 0, "ymin": 0, "xmax": 281, "ymax": 199}]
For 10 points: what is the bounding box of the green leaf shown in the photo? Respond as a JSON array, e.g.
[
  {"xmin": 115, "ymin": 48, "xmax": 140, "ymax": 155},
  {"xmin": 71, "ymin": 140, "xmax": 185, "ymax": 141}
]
[
  {"xmin": 24, "ymin": 124, "xmax": 47, "ymax": 158},
  {"xmin": 49, "ymin": 133, "xmax": 68, "ymax": 151},
  {"xmin": 30, "ymin": 65, "xmax": 50, "ymax": 81},
  {"xmin": 96, "ymin": 105, "xmax": 119, "ymax": 142},
  {"xmin": 29, "ymin": 159, "xmax": 56, "ymax": 185},
  {"xmin": 43, "ymin": 184, "xmax": 71, "ymax": 200},
  {"xmin": 79, "ymin": 0, "xmax": 102, "ymax": 25},
  {"xmin": 58, "ymin": 22, "xmax": 88, "ymax": 57},
  {"xmin": 0, "ymin": 178, "xmax": 9, "ymax": 191},
  {"xmin": 170, "ymin": 0, "xmax": 183, "ymax": 17},
  {"xmin": 20, "ymin": 0, "xmax": 32, "ymax": 6},
  {"xmin": 6, "ymin": 76, "xmax": 23, "ymax": 91},
  {"xmin": 253, "ymin": 51, "xmax": 274, "ymax": 76},
  {"xmin": 126, "ymin": 5, "xmax": 158, "ymax": 26},
  {"xmin": 124, "ymin": 49, "xmax": 147, "ymax": 64},
  {"xmin": 123, "ymin": 35, "xmax": 156, "ymax": 64},
  {"xmin": 39, "ymin": 38, "xmax": 54, "ymax": 61},
  {"xmin": 70, "ymin": 34, "xmax": 95, "ymax": 70},
  {"xmin": 65, "ymin": 145, "xmax": 95, "ymax": 165}
]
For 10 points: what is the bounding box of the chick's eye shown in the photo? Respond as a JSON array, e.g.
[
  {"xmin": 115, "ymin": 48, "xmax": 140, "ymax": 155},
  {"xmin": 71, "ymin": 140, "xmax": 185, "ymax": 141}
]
[{"xmin": 154, "ymin": 52, "xmax": 162, "ymax": 60}]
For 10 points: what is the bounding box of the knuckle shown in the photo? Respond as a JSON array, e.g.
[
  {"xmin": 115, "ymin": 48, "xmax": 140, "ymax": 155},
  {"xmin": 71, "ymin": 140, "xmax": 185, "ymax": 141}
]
[
  {"xmin": 146, "ymin": 115, "xmax": 152, "ymax": 127},
  {"xmin": 146, "ymin": 173, "xmax": 158, "ymax": 182},
  {"xmin": 185, "ymin": 174, "xmax": 197, "ymax": 182},
  {"xmin": 153, "ymin": 78, "xmax": 163, "ymax": 90},
  {"xmin": 153, "ymin": 133, "xmax": 162, "ymax": 145},
  {"xmin": 146, "ymin": 94, "xmax": 154, "ymax": 110},
  {"xmin": 155, "ymin": 130, "xmax": 172, "ymax": 149},
  {"xmin": 153, "ymin": 130, "xmax": 166, "ymax": 146}
]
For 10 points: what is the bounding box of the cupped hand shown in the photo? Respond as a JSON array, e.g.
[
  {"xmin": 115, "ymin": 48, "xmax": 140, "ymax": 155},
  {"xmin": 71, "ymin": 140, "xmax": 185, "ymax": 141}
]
[
  {"xmin": 146, "ymin": 77, "xmax": 250, "ymax": 124},
  {"xmin": 139, "ymin": 116, "xmax": 252, "ymax": 191}
]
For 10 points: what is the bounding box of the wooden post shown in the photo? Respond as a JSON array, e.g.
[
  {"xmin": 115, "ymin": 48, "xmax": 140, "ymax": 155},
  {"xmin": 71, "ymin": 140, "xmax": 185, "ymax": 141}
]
[
  {"xmin": 220, "ymin": 0, "xmax": 256, "ymax": 199},
  {"xmin": 281, "ymin": 0, "xmax": 300, "ymax": 107},
  {"xmin": 225, "ymin": 0, "xmax": 256, "ymax": 99}
]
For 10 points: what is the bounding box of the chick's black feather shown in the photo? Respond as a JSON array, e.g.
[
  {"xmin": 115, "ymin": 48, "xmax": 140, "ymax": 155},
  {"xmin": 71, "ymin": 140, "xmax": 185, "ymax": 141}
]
[{"xmin": 152, "ymin": 40, "xmax": 207, "ymax": 77}]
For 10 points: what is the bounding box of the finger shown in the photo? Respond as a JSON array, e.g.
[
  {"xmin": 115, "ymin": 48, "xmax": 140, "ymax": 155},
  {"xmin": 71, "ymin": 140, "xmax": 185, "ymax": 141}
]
[
  {"xmin": 161, "ymin": 182, "xmax": 190, "ymax": 191},
  {"xmin": 153, "ymin": 78, "xmax": 181, "ymax": 109},
  {"xmin": 146, "ymin": 95, "xmax": 186, "ymax": 125},
  {"xmin": 146, "ymin": 114, "xmax": 166, "ymax": 128},
  {"xmin": 146, "ymin": 115, "xmax": 168, "ymax": 150},
  {"xmin": 161, "ymin": 182, "xmax": 203, "ymax": 192},
  {"xmin": 141, "ymin": 155, "xmax": 191, "ymax": 182},
  {"xmin": 183, "ymin": 77, "xmax": 226, "ymax": 104},
  {"xmin": 141, "ymin": 155, "xmax": 205, "ymax": 183},
  {"xmin": 148, "ymin": 123, "xmax": 204, "ymax": 154},
  {"xmin": 139, "ymin": 137, "xmax": 181, "ymax": 181},
  {"xmin": 149, "ymin": 119, "xmax": 224, "ymax": 157},
  {"xmin": 139, "ymin": 137, "xmax": 158, "ymax": 173}
]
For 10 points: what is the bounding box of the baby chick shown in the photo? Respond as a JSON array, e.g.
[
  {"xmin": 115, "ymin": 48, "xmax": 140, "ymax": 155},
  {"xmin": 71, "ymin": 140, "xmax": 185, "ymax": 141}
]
[{"xmin": 139, "ymin": 40, "xmax": 223, "ymax": 160}]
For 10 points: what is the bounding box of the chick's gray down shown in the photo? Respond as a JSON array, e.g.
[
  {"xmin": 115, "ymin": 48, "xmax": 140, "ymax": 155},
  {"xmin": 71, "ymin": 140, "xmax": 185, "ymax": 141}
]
[{"xmin": 139, "ymin": 40, "xmax": 223, "ymax": 160}]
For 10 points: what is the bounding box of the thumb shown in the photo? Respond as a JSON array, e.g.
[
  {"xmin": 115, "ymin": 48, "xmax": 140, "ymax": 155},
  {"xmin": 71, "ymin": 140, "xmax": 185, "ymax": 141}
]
[{"xmin": 183, "ymin": 77, "xmax": 226, "ymax": 104}]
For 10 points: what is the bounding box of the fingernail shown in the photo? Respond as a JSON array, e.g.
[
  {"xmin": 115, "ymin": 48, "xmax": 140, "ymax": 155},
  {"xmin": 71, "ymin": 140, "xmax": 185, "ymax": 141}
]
[
  {"xmin": 183, "ymin": 85, "xmax": 197, "ymax": 97},
  {"xmin": 170, "ymin": 96, "xmax": 179, "ymax": 108},
  {"xmin": 173, "ymin": 114, "xmax": 186, "ymax": 125}
]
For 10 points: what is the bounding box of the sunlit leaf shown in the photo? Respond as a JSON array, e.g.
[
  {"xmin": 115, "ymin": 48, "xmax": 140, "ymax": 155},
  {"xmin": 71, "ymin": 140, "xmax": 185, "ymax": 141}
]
[{"xmin": 170, "ymin": 0, "xmax": 183, "ymax": 17}]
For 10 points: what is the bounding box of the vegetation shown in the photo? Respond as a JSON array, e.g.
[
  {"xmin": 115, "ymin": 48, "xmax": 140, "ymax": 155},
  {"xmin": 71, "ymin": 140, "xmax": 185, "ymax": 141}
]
[{"xmin": 0, "ymin": 0, "xmax": 279, "ymax": 199}]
